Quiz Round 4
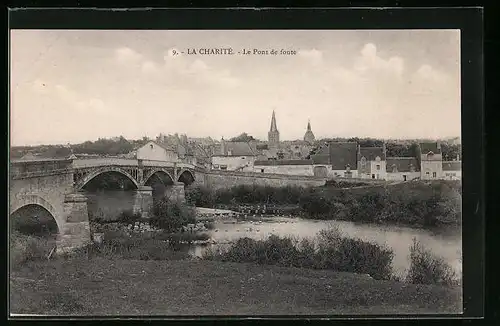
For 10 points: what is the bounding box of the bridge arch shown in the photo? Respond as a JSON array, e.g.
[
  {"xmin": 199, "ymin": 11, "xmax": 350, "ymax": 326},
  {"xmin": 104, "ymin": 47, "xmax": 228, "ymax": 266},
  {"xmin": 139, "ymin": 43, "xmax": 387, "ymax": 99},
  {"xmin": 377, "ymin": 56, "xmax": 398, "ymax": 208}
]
[
  {"xmin": 177, "ymin": 169, "xmax": 195, "ymax": 186},
  {"xmin": 10, "ymin": 194, "xmax": 61, "ymax": 235},
  {"xmin": 143, "ymin": 169, "xmax": 175, "ymax": 186},
  {"xmin": 75, "ymin": 167, "xmax": 140, "ymax": 190}
]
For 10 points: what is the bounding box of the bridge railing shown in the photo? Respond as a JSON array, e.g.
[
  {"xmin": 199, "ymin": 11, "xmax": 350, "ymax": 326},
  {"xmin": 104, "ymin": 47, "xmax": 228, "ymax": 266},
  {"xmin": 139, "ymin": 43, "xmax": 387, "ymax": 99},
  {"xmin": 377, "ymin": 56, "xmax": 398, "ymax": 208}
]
[
  {"xmin": 71, "ymin": 158, "xmax": 201, "ymax": 171},
  {"xmin": 71, "ymin": 158, "xmax": 140, "ymax": 168},
  {"xmin": 10, "ymin": 159, "xmax": 74, "ymax": 178}
]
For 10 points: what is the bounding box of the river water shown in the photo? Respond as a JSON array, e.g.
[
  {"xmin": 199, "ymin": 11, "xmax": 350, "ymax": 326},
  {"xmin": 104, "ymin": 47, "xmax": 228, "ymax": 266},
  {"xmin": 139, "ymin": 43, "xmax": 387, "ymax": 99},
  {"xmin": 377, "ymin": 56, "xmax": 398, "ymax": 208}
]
[
  {"xmin": 190, "ymin": 216, "xmax": 462, "ymax": 278},
  {"xmin": 84, "ymin": 190, "xmax": 462, "ymax": 279}
]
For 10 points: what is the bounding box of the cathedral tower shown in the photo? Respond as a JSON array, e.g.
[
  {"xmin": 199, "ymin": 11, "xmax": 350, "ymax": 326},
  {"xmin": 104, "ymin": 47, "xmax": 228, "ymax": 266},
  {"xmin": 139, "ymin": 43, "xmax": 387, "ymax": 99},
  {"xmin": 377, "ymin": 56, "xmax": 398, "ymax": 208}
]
[{"xmin": 268, "ymin": 110, "xmax": 280, "ymax": 149}]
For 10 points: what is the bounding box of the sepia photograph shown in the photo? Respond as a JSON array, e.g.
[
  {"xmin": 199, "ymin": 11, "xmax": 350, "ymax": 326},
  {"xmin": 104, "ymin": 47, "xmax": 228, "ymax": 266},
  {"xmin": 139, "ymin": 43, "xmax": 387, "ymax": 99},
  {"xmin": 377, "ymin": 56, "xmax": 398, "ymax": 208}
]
[{"xmin": 9, "ymin": 23, "xmax": 468, "ymax": 316}]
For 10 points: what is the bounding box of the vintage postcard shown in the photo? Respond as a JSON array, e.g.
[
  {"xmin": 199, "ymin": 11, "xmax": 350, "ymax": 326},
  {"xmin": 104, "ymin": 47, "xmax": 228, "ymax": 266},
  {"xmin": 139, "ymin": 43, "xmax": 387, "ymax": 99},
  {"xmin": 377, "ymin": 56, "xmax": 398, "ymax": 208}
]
[{"xmin": 9, "ymin": 9, "xmax": 482, "ymax": 318}]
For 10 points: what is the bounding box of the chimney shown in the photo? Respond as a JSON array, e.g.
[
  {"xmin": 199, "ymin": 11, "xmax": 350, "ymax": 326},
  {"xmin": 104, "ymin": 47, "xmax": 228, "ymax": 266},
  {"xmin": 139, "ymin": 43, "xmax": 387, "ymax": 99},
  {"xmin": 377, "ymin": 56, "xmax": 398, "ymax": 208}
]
[
  {"xmin": 382, "ymin": 142, "xmax": 386, "ymax": 156},
  {"xmin": 456, "ymin": 153, "xmax": 460, "ymax": 161}
]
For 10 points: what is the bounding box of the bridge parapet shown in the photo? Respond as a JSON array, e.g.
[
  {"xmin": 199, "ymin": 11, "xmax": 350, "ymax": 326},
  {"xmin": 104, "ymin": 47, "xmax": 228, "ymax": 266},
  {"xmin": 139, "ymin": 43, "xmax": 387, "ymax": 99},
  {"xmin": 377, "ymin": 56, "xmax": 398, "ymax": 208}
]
[
  {"xmin": 10, "ymin": 159, "xmax": 74, "ymax": 179},
  {"xmin": 72, "ymin": 158, "xmax": 140, "ymax": 168}
]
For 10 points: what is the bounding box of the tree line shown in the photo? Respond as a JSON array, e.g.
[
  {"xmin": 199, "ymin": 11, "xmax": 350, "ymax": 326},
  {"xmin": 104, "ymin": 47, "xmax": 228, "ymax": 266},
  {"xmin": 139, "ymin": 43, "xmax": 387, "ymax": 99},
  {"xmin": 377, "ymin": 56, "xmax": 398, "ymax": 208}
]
[{"xmin": 11, "ymin": 134, "xmax": 461, "ymax": 162}]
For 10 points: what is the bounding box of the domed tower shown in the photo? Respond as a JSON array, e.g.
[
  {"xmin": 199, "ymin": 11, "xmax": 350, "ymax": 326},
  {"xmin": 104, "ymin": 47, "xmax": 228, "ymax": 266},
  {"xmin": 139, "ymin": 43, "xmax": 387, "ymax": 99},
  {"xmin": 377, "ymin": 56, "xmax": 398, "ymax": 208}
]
[
  {"xmin": 303, "ymin": 119, "xmax": 315, "ymax": 144},
  {"xmin": 268, "ymin": 110, "xmax": 280, "ymax": 149}
]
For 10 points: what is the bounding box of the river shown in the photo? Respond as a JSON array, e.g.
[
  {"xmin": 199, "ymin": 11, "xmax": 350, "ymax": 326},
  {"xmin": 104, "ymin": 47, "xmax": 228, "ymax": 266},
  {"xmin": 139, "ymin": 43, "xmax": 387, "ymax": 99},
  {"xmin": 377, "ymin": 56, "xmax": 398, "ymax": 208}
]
[
  {"xmin": 84, "ymin": 190, "xmax": 462, "ymax": 279},
  {"xmin": 190, "ymin": 216, "xmax": 462, "ymax": 278}
]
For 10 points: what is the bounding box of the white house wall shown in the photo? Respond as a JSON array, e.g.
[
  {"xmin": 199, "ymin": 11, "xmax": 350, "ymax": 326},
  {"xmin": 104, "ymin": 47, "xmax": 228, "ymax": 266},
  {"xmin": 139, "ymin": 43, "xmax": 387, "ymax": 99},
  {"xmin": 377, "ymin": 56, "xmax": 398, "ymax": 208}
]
[
  {"xmin": 253, "ymin": 164, "xmax": 314, "ymax": 176},
  {"xmin": 212, "ymin": 156, "xmax": 256, "ymax": 171},
  {"xmin": 328, "ymin": 169, "xmax": 359, "ymax": 179},
  {"xmin": 386, "ymin": 171, "xmax": 420, "ymax": 181},
  {"xmin": 137, "ymin": 142, "xmax": 179, "ymax": 162},
  {"xmin": 443, "ymin": 170, "xmax": 461, "ymax": 180},
  {"xmin": 421, "ymin": 161, "xmax": 444, "ymax": 180}
]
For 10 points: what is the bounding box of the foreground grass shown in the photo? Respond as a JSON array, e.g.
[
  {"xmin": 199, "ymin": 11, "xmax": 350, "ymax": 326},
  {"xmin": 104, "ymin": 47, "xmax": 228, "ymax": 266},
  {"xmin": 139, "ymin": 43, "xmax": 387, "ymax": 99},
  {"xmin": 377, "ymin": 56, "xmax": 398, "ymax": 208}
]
[{"xmin": 10, "ymin": 258, "xmax": 462, "ymax": 315}]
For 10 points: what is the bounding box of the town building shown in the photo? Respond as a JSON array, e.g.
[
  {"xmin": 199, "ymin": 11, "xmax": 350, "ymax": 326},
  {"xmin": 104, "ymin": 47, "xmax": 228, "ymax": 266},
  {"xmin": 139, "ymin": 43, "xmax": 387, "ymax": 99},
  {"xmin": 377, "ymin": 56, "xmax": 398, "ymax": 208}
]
[
  {"xmin": 132, "ymin": 140, "xmax": 179, "ymax": 162},
  {"xmin": 357, "ymin": 144, "xmax": 387, "ymax": 180},
  {"xmin": 419, "ymin": 142, "xmax": 444, "ymax": 180},
  {"xmin": 386, "ymin": 157, "xmax": 420, "ymax": 181},
  {"xmin": 442, "ymin": 160, "xmax": 462, "ymax": 180},
  {"xmin": 211, "ymin": 138, "xmax": 258, "ymax": 171},
  {"xmin": 311, "ymin": 142, "xmax": 359, "ymax": 178}
]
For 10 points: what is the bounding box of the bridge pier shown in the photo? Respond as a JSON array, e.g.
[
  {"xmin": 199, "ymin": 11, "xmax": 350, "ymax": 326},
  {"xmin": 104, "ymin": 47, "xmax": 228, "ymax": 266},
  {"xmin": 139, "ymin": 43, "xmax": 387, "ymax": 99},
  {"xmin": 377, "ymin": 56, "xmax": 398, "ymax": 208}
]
[
  {"xmin": 163, "ymin": 182, "xmax": 186, "ymax": 203},
  {"xmin": 58, "ymin": 193, "xmax": 91, "ymax": 253},
  {"xmin": 133, "ymin": 186, "xmax": 154, "ymax": 218}
]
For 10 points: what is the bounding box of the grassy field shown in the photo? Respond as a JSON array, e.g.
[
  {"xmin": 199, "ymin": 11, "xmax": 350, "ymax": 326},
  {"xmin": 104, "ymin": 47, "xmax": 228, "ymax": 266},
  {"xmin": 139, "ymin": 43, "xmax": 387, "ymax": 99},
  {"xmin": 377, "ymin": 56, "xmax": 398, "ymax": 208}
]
[{"xmin": 10, "ymin": 258, "xmax": 462, "ymax": 316}]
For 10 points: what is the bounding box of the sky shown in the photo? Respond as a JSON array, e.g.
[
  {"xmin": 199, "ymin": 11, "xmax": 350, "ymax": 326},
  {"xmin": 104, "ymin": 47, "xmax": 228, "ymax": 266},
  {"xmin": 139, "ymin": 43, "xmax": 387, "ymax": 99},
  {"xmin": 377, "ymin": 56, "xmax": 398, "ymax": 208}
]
[{"xmin": 10, "ymin": 29, "xmax": 461, "ymax": 146}]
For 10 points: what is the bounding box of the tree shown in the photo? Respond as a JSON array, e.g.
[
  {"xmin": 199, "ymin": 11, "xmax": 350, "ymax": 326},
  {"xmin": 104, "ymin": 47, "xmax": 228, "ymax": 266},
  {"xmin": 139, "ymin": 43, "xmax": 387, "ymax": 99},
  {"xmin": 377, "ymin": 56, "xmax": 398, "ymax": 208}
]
[{"xmin": 230, "ymin": 133, "xmax": 256, "ymax": 142}]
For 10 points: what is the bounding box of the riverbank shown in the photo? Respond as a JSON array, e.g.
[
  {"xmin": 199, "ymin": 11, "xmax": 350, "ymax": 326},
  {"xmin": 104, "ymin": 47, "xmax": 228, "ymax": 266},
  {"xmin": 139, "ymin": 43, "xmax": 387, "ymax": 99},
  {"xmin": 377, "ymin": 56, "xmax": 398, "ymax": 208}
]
[
  {"xmin": 10, "ymin": 258, "xmax": 462, "ymax": 315},
  {"xmin": 185, "ymin": 181, "xmax": 462, "ymax": 229}
]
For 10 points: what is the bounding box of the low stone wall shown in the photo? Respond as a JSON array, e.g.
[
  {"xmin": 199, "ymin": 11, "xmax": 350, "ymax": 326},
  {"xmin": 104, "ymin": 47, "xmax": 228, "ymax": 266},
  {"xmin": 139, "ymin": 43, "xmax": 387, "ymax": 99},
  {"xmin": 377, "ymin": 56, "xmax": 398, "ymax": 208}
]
[{"xmin": 198, "ymin": 170, "xmax": 327, "ymax": 190}]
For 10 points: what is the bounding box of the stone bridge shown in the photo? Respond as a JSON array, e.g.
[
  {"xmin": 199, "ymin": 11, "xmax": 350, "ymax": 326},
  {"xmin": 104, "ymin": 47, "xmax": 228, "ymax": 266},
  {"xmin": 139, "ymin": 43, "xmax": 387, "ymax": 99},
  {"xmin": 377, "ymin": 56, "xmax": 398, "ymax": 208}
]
[
  {"xmin": 9, "ymin": 157, "xmax": 329, "ymax": 252},
  {"xmin": 9, "ymin": 158, "xmax": 202, "ymax": 252}
]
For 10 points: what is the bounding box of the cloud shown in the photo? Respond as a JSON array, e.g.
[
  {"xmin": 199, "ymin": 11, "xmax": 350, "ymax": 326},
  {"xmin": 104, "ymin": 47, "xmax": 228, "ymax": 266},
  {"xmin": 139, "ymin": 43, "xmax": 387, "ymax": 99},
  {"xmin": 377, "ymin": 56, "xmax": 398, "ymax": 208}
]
[
  {"xmin": 31, "ymin": 81, "xmax": 109, "ymax": 114},
  {"xmin": 355, "ymin": 43, "xmax": 405, "ymax": 76},
  {"xmin": 187, "ymin": 59, "xmax": 209, "ymax": 74},
  {"xmin": 76, "ymin": 98, "xmax": 107, "ymax": 113},
  {"xmin": 298, "ymin": 49, "xmax": 323, "ymax": 66},
  {"xmin": 115, "ymin": 47, "xmax": 143, "ymax": 64},
  {"xmin": 414, "ymin": 64, "xmax": 449, "ymax": 84},
  {"xmin": 141, "ymin": 60, "xmax": 157, "ymax": 74}
]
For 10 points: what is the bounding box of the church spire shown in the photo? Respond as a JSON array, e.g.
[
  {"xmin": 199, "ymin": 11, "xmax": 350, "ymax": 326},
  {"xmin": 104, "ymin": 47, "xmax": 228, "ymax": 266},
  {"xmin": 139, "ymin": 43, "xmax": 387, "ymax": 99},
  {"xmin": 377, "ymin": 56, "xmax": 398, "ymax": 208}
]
[
  {"xmin": 303, "ymin": 118, "xmax": 316, "ymax": 144},
  {"xmin": 270, "ymin": 110, "xmax": 278, "ymax": 132},
  {"xmin": 268, "ymin": 110, "xmax": 280, "ymax": 150}
]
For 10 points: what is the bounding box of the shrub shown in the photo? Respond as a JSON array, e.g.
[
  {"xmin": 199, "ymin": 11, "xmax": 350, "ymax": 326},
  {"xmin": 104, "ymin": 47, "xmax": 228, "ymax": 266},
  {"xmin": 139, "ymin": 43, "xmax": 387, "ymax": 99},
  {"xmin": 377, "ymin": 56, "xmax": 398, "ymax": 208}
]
[
  {"xmin": 70, "ymin": 231, "xmax": 192, "ymax": 261},
  {"xmin": 116, "ymin": 210, "xmax": 142, "ymax": 224},
  {"xmin": 10, "ymin": 232, "xmax": 55, "ymax": 269},
  {"xmin": 317, "ymin": 238, "xmax": 394, "ymax": 280},
  {"xmin": 202, "ymin": 229, "xmax": 394, "ymax": 280},
  {"xmin": 406, "ymin": 238, "xmax": 458, "ymax": 286},
  {"xmin": 150, "ymin": 199, "xmax": 196, "ymax": 232},
  {"xmin": 185, "ymin": 185, "xmax": 216, "ymax": 207}
]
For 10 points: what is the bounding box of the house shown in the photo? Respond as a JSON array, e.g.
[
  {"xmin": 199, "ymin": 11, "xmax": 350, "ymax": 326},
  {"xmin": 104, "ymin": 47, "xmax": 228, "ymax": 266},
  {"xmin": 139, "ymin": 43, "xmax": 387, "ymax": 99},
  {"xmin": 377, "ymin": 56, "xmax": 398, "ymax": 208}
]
[
  {"xmin": 442, "ymin": 161, "xmax": 462, "ymax": 180},
  {"xmin": 211, "ymin": 138, "xmax": 257, "ymax": 171},
  {"xmin": 386, "ymin": 157, "xmax": 420, "ymax": 181},
  {"xmin": 419, "ymin": 142, "xmax": 443, "ymax": 180},
  {"xmin": 311, "ymin": 142, "xmax": 358, "ymax": 178},
  {"xmin": 133, "ymin": 141, "xmax": 179, "ymax": 162},
  {"xmin": 357, "ymin": 144, "xmax": 387, "ymax": 180}
]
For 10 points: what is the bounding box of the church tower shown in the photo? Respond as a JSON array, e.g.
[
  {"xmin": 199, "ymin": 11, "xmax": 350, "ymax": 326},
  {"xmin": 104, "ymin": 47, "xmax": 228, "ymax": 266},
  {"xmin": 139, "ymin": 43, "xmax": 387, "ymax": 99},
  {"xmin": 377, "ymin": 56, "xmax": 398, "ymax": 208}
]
[
  {"xmin": 268, "ymin": 110, "xmax": 280, "ymax": 149},
  {"xmin": 303, "ymin": 119, "xmax": 315, "ymax": 144}
]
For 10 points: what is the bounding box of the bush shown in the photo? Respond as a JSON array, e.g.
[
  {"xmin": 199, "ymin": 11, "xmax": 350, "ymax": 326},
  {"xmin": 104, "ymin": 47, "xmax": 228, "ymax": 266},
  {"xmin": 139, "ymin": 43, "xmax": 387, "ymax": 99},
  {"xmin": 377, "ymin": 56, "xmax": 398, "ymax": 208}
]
[
  {"xmin": 316, "ymin": 238, "xmax": 394, "ymax": 280},
  {"xmin": 202, "ymin": 228, "xmax": 394, "ymax": 280},
  {"xmin": 70, "ymin": 230, "xmax": 192, "ymax": 261},
  {"xmin": 406, "ymin": 238, "xmax": 458, "ymax": 286},
  {"xmin": 10, "ymin": 232, "xmax": 55, "ymax": 269},
  {"xmin": 185, "ymin": 185, "xmax": 216, "ymax": 207},
  {"xmin": 116, "ymin": 210, "xmax": 142, "ymax": 224},
  {"xmin": 150, "ymin": 199, "xmax": 196, "ymax": 232}
]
